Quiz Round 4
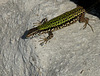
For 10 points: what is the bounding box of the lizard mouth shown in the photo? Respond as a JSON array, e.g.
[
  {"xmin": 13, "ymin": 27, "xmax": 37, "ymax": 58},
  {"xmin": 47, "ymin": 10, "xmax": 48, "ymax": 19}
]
[{"xmin": 26, "ymin": 32, "xmax": 35, "ymax": 38}]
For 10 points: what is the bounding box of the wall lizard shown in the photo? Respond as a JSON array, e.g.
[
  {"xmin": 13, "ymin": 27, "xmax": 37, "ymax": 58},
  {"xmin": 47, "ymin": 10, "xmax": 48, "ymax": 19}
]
[{"xmin": 25, "ymin": 6, "xmax": 94, "ymax": 44}]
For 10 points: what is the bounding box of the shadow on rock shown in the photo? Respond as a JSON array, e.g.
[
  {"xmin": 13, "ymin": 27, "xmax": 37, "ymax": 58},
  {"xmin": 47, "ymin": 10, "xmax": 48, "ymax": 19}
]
[{"xmin": 21, "ymin": 30, "xmax": 28, "ymax": 39}]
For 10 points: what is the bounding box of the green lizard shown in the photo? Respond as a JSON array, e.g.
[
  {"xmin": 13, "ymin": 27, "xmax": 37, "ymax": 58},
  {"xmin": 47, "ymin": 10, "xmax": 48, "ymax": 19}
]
[{"xmin": 25, "ymin": 6, "xmax": 94, "ymax": 44}]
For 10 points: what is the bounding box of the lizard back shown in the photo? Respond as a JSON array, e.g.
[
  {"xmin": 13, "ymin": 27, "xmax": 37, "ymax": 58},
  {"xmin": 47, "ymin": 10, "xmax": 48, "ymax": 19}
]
[{"xmin": 37, "ymin": 6, "xmax": 85, "ymax": 31}]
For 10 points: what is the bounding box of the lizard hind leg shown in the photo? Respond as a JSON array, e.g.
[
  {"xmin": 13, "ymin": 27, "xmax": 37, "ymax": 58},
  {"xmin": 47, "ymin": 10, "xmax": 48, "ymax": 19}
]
[
  {"xmin": 82, "ymin": 17, "xmax": 94, "ymax": 32},
  {"xmin": 79, "ymin": 12, "xmax": 94, "ymax": 32}
]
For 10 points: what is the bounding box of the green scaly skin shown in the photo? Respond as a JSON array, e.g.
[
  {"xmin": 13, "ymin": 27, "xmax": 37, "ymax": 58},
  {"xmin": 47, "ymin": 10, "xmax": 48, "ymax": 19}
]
[{"xmin": 37, "ymin": 6, "xmax": 85, "ymax": 30}]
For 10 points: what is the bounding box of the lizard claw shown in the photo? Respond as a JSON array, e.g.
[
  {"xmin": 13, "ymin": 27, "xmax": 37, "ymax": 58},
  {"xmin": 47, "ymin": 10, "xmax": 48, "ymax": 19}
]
[{"xmin": 39, "ymin": 37, "xmax": 48, "ymax": 44}]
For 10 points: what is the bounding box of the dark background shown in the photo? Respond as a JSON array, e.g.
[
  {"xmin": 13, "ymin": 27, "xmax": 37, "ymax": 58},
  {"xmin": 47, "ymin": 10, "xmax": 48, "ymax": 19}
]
[{"xmin": 70, "ymin": 0, "xmax": 100, "ymax": 18}]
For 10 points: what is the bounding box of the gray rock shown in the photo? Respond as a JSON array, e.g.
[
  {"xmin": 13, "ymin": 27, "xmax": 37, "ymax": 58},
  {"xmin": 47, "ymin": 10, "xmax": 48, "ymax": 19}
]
[{"xmin": 0, "ymin": 0, "xmax": 100, "ymax": 76}]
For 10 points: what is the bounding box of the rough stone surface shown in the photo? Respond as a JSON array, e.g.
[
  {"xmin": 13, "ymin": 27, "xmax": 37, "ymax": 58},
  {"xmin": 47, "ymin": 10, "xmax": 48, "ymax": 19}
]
[{"xmin": 0, "ymin": 0, "xmax": 100, "ymax": 76}]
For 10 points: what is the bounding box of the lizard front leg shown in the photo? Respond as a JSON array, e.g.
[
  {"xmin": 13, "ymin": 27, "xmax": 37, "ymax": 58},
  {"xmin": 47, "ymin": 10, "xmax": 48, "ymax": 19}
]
[
  {"xmin": 33, "ymin": 18, "xmax": 48, "ymax": 26},
  {"xmin": 39, "ymin": 31, "xmax": 53, "ymax": 45}
]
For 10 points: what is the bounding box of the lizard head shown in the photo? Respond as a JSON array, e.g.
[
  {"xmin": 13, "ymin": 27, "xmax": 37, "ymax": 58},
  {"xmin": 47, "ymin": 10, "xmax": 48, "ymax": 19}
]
[{"xmin": 26, "ymin": 27, "xmax": 39, "ymax": 38}]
